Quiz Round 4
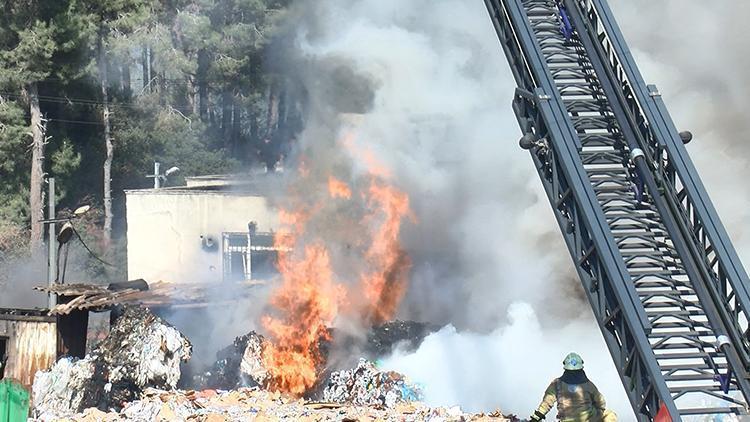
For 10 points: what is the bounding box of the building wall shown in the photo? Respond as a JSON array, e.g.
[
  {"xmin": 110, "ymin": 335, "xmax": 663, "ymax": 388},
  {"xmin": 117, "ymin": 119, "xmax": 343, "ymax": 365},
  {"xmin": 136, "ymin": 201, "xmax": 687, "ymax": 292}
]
[
  {"xmin": 126, "ymin": 190, "xmax": 279, "ymax": 283},
  {"xmin": 0, "ymin": 318, "xmax": 57, "ymax": 387}
]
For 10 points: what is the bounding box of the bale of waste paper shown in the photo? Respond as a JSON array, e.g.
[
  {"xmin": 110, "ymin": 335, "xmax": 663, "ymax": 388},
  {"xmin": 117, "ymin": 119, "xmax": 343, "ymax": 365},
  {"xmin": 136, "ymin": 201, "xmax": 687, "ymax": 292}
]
[
  {"xmin": 323, "ymin": 358, "xmax": 422, "ymax": 408},
  {"xmin": 193, "ymin": 331, "xmax": 269, "ymax": 390},
  {"xmin": 32, "ymin": 306, "xmax": 191, "ymax": 420}
]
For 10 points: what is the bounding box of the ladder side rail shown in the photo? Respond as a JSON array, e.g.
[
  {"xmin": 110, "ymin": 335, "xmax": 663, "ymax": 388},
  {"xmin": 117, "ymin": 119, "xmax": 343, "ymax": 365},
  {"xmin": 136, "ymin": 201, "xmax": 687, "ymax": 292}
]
[
  {"xmin": 485, "ymin": 0, "xmax": 678, "ymax": 417},
  {"xmin": 495, "ymin": 0, "xmax": 649, "ymax": 331},
  {"xmin": 648, "ymin": 88, "xmax": 750, "ymax": 359},
  {"xmin": 513, "ymin": 90, "xmax": 672, "ymax": 420},
  {"xmin": 563, "ymin": 0, "xmax": 750, "ymax": 405},
  {"xmin": 484, "ymin": 0, "xmax": 537, "ymax": 92},
  {"xmin": 577, "ymin": 0, "xmax": 750, "ymax": 369}
]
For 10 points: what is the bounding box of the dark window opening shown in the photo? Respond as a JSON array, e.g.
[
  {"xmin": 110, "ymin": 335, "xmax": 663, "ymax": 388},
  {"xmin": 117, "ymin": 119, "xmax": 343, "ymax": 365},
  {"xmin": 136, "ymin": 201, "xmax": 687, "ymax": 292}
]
[{"xmin": 222, "ymin": 232, "xmax": 282, "ymax": 282}]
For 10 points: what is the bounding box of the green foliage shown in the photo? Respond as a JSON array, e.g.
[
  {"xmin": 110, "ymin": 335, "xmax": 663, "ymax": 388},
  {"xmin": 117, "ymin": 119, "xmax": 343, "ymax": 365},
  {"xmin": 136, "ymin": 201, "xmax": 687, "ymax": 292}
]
[
  {"xmin": 113, "ymin": 97, "xmax": 240, "ymax": 188},
  {"xmin": 0, "ymin": 21, "xmax": 57, "ymax": 87},
  {"xmin": 0, "ymin": 0, "xmax": 300, "ymax": 283},
  {"xmin": 51, "ymin": 139, "xmax": 82, "ymax": 200},
  {"xmin": 0, "ymin": 99, "xmax": 31, "ymax": 224}
]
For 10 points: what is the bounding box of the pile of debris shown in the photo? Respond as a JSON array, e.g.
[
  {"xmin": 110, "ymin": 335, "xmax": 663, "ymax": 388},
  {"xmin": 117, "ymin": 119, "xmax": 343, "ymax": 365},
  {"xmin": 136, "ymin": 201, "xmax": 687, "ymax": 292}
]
[
  {"xmin": 33, "ymin": 312, "xmax": 516, "ymax": 421},
  {"xmin": 193, "ymin": 321, "xmax": 437, "ymax": 394},
  {"xmin": 32, "ymin": 306, "xmax": 192, "ymax": 420},
  {"xmin": 193, "ymin": 331, "xmax": 269, "ymax": 390},
  {"xmin": 191, "ymin": 330, "xmax": 443, "ymax": 412},
  {"xmin": 323, "ymin": 358, "xmax": 422, "ymax": 408},
  {"xmin": 57, "ymin": 388, "xmax": 515, "ymax": 421}
]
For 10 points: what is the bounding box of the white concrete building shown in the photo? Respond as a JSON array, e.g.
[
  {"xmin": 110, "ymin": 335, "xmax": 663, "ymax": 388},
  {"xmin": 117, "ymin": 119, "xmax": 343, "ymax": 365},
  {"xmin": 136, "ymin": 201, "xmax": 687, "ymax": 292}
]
[{"xmin": 125, "ymin": 175, "xmax": 280, "ymax": 283}]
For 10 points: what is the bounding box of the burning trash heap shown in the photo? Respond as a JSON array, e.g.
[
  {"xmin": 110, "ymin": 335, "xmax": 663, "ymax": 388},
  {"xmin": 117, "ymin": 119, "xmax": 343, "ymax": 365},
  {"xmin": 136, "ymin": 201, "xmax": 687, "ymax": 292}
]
[
  {"xmin": 31, "ymin": 137, "xmax": 516, "ymax": 420},
  {"xmin": 192, "ymin": 321, "xmax": 437, "ymax": 405},
  {"xmin": 31, "ymin": 309, "xmax": 515, "ymax": 421}
]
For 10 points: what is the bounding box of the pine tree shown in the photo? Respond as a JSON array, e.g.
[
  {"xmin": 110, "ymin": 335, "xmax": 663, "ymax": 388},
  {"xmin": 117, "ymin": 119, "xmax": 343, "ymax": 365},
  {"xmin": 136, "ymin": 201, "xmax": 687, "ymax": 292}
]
[
  {"xmin": 0, "ymin": 5, "xmax": 58, "ymax": 252},
  {"xmin": 76, "ymin": 0, "xmax": 156, "ymax": 247}
]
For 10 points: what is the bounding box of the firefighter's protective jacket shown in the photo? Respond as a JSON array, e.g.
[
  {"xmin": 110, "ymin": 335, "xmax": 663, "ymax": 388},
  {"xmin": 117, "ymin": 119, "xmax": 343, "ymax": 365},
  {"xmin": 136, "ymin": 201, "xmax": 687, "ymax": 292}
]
[{"xmin": 534, "ymin": 371, "xmax": 613, "ymax": 421}]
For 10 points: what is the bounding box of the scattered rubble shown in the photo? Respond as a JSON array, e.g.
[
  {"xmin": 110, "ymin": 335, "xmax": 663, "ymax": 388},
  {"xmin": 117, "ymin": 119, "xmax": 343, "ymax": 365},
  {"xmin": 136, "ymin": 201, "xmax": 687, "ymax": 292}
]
[
  {"xmin": 32, "ymin": 306, "xmax": 192, "ymax": 420},
  {"xmin": 57, "ymin": 388, "xmax": 516, "ymax": 421},
  {"xmin": 323, "ymin": 358, "xmax": 422, "ymax": 408}
]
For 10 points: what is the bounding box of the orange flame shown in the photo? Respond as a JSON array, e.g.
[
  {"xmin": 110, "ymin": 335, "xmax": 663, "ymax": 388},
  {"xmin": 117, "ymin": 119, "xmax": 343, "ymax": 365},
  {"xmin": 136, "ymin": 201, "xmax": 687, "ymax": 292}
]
[
  {"xmin": 262, "ymin": 204, "xmax": 346, "ymax": 395},
  {"xmin": 328, "ymin": 176, "xmax": 352, "ymax": 199},
  {"xmin": 260, "ymin": 133, "xmax": 414, "ymax": 397},
  {"xmin": 262, "ymin": 242, "xmax": 345, "ymax": 395},
  {"xmin": 360, "ymin": 179, "xmax": 413, "ymax": 324}
]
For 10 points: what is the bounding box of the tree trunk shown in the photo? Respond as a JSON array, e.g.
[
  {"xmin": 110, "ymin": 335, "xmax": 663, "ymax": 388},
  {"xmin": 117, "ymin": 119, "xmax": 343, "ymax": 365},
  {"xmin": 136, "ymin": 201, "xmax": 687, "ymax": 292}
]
[
  {"xmin": 197, "ymin": 50, "xmax": 209, "ymax": 119},
  {"xmin": 232, "ymin": 99, "xmax": 241, "ymax": 155},
  {"xmin": 265, "ymin": 80, "xmax": 280, "ymax": 139},
  {"xmin": 101, "ymin": 50, "xmax": 114, "ymax": 248},
  {"xmin": 159, "ymin": 72, "xmax": 168, "ymax": 104},
  {"xmin": 249, "ymin": 108, "xmax": 260, "ymax": 165},
  {"xmin": 208, "ymin": 94, "xmax": 215, "ymax": 126},
  {"xmin": 121, "ymin": 64, "xmax": 131, "ymax": 97},
  {"xmin": 278, "ymin": 81, "xmax": 288, "ymax": 131},
  {"xmin": 28, "ymin": 82, "xmax": 45, "ymax": 253},
  {"xmin": 141, "ymin": 46, "xmax": 149, "ymax": 92},
  {"xmin": 148, "ymin": 47, "xmax": 155, "ymax": 93},
  {"xmin": 188, "ymin": 76, "xmax": 198, "ymax": 115},
  {"xmin": 221, "ymin": 90, "xmax": 232, "ymax": 150}
]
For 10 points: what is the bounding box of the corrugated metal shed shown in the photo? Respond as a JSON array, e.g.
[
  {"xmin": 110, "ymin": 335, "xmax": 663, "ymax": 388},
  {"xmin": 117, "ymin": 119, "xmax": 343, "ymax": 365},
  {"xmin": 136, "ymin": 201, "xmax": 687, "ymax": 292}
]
[{"xmin": 0, "ymin": 312, "xmax": 56, "ymax": 387}]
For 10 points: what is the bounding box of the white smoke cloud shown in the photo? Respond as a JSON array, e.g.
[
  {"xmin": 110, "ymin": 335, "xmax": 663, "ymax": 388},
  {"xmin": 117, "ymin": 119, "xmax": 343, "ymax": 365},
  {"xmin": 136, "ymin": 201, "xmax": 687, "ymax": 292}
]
[
  {"xmin": 284, "ymin": 0, "xmax": 623, "ymax": 416},
  {"xmin": 283, "ymin": 0, "xmax": 749, "ymax": 418},
  {"xmin": 290, "ymin": 0, "xmax": 581, "ymax": 330},
  {"xmin": 381, "ymin": 302, "xmax": 632, "ymax": 418}
]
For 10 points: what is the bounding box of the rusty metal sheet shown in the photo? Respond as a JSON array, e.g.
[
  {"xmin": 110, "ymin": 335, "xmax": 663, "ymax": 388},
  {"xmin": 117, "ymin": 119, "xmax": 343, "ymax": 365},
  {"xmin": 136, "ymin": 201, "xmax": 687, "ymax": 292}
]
[{"xmin": 4, "ymin": 321, "xmax": 56, "ymax": 387}]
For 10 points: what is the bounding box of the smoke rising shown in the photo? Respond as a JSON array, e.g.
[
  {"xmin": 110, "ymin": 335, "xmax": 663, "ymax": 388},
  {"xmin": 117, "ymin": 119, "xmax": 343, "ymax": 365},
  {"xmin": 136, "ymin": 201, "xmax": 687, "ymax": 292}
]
[
  {"xmin": 382, "ymin": 302, "xmax": 631, "ymax": 417},
  {"xmin": 0, "ymin": 253, "xmax": 49, "ymax": 309},
  {"xmin": 278, "ymin": 0, "xmax": 634, "ymax": 416},
  {"xmin": 144, "ymin": 0, "xmax": 747, "ymax": 416},
  {"xmin": 0, "ymin": 240, "xmax": 108, "ymax": 309},
  {"xmin": 287, "ymin": 0, "xmax": 582, "ymax": 329}
]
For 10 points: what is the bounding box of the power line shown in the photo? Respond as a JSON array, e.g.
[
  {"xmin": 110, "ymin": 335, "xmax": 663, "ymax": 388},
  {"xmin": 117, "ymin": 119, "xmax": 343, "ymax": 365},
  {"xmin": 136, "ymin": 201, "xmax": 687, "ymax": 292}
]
[
  {"xmin": 70, "ymin": 224, "xmax": 115, "ymax": 268},
  {"xmin": 48, "ymin": 118, "xmax": 104, "ymax": 126},
  {"xmin": 0, "ymin": 90, "xmax": 197, "ymax": 113}
]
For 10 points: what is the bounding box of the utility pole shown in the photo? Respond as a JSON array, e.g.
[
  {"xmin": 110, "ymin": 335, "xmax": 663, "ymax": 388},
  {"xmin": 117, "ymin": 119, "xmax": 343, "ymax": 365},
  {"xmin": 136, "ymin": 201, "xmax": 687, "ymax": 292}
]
[
  {"xmin": 47, "ymin": 177, "xmax": 57, "ymax": 308},
  {"xmin": 153, "ymin": 162, "xmax": 161, "ymax": 188},
  {"xmin": 146, "ymin": 162, "xmax": 179, "ymax": 188}
]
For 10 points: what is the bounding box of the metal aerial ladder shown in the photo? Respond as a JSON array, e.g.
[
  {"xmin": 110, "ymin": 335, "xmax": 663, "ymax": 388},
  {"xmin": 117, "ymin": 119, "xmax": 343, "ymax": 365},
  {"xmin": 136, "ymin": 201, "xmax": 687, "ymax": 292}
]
[{"xmin": 484, "ymin": 0, "xmax": 750, "ymax": 420}]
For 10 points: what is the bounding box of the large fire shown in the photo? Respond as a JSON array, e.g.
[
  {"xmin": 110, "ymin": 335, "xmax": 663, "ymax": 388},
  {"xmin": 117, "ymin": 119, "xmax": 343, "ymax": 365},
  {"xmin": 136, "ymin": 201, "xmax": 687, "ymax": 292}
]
[
  {"xmin": 360, "ymin": 179, "xmax": 413, "ymax": 325},
  {"xmin": 260, "ymin": 209, "xmax": 347, "ymax": 395},
  {"xmin": 260, "ymin": 148, "xmax": 413, "ymax": 396}
]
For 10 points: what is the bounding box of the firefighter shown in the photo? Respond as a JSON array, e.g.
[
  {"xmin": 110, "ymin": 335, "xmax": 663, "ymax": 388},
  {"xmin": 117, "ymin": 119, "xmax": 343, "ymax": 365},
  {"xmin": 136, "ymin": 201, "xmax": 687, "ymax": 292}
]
[{"xmin": 529, "ymin": 352, "xmax": 617, "ymax": 422}]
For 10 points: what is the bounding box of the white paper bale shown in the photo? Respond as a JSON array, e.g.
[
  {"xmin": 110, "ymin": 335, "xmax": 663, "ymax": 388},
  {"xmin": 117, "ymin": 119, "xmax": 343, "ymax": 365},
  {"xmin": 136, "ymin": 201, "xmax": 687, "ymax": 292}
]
[{"xmin": 32, "ymin": 357, "xmax": 97, "ymax": 421}]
